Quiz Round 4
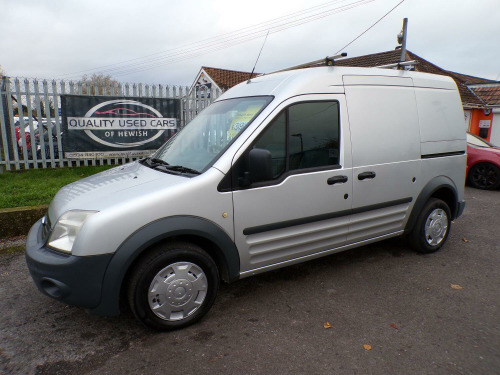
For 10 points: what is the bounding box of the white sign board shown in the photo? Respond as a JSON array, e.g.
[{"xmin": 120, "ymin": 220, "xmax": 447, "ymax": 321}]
[{"xmin": 479, "ymin": 120, "xmax": 491, "ymax": 129}]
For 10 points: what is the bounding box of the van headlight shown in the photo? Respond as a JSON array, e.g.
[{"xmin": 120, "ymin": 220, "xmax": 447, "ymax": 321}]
[{"xmin": 48, "ymin": 210, "xmax": 97, "ymax": 253}]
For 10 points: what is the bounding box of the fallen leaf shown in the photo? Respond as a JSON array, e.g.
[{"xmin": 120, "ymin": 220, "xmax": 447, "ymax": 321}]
[
  {"xmin": 451, "ymin": 284, "xmax": 463, "ymax": 290},
  {"xmin": 462, "ymin": 237, "xmax": 469, "ymax": 243},
  {"xmin": 390, "ymin": 323, "xmax": 399, "ymax": 330},
  {"xmin": 323, "ymin": 322, "xmax": 333, "ymax": 329},
  {"xmin": 363, "ymin": 344, "xmax": 372, "ymax": 351}
]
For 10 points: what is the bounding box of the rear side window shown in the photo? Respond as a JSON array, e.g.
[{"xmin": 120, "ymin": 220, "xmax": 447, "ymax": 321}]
[{"xmin": 232, "ymin": 101, "xmax": 340, "ymax": 188}]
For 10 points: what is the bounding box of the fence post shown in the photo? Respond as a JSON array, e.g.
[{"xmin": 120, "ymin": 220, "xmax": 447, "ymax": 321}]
[
  {"xmin": 51, "ymin": 80, "xmax": 64, "ymax": 164},
  {"xmin": 14, "ymin": 78, "xmax": 29, "ymax": 169},
  {"xmin": 0, "ymin": 76, "xmax": 12, "ymax": 172},
  {"xmin": 42, "ymin": 80, "xmax": 56, "ymax": 167},
  {"xmin": 24, "ymin": 79, "xmax": 38, "ymax": 168},
  {"xmin": 178, "ymin": 86, "xmax": 185, "ymax": 128},
  {"xmin": 61, "ymin": 80, "xmax": 77, "ymax": 167},
  {"xmin": 5, "ymin": 77, "xmax": 22, "ymax": 170},
  {"xmin": 32, "ymin": 79, "xmax": 48, "ymax": 168}
]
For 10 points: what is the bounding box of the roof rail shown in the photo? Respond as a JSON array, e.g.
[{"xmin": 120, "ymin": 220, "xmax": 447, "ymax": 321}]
[
  {"xmin": 375, "ymin": 60, "xmax": 418, "ymax": 69},
  {"xmin": 272, "ymin": 53, "xmax": 348, "ymax": 73}
]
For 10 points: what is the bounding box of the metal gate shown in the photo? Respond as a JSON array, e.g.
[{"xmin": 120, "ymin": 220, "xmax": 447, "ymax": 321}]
[{"xmin": 0, "ymin": 77, "xmax": 221, "ymax": 171}]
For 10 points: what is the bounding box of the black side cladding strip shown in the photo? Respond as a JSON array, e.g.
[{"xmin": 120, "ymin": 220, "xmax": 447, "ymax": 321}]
[
  {"xmin": 421, "ymin": 151, "xmax": 465, "ymax": 159},
  {"xmin": 243, "ymin": 197, "xmax": 413, "ymax": 236}
]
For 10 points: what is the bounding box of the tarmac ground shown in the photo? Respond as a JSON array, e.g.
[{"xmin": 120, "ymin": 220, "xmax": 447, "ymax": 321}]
[{"xmin": 0, "ymin": 187, "xmax": 499, "ymax": 375}]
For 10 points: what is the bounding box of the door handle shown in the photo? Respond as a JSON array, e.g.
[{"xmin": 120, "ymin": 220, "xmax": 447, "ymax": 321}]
[
  {"xmin": 327, "ymin": 175, "xmax": 348, "ymax": 185},
  {"xmin": 358, "ymin": 171, "xmax": 376, "ymax": 180}
]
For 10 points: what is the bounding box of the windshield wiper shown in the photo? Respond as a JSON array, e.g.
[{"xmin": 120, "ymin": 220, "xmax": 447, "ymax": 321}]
[
  {"xmin": 164, "ymin": 165, "xmax": 201, "ymax": 175},
  {"xmin": 144, "ymin": 157, "xmax": 169, "ymax": 166},
  {"xmin": 142, "ymin": 157, "xmax": 200, "ymax": 175}
]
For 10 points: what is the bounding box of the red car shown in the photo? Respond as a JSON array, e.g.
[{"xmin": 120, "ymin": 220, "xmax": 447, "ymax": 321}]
[
  {"xmin": 466, "ymin": 132, "xmax": 500, "ymax": 190},
  {"xmin": 15, "ymin": 126, "xmax": 31, "ymax": 150}
]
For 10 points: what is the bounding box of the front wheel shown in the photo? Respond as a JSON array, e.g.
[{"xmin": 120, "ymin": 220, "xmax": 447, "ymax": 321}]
[
  {"xmin": 408, "ymin": 198, "xmax": 451, "ymax": 253},
  {"xmin": 468, "ymin": 163, "xmax": 500, "ymax": 190},
  {"xmin": 127, "ymin": 242, "xmax": 219, "ymax": 331}
]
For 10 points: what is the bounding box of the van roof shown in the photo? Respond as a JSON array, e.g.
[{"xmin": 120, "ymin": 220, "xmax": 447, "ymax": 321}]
[{"xmin": 217, "ymin": 66, "xmax": 457, "ymax": 101}]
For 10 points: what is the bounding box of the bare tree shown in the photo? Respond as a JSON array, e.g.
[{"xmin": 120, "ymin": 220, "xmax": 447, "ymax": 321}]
[{"xmin": 81, "ymin": 73, "xmax": 120, "ymax": 95}]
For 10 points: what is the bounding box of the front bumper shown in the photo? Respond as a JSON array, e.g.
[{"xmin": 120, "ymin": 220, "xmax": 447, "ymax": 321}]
[{"xmin": 25, "ymin": 218, "xmax": 113, "ymax": 310}]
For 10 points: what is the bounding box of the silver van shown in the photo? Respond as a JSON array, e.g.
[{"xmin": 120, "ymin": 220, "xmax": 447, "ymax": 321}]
[{"xmin": 26, "ymin": 67, "xmax": 466, "ymax": 330}]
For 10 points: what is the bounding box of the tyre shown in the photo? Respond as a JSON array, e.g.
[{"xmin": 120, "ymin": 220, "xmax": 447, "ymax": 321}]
[
  {"xmin": 468, "ymin": 163, "xmax": 500, "ymax": 190},
  {"xmin": 408, "ymin": 198, "xmax": 451, "ymax": 254},
  {"xmin": 127, "ymin": 241, "xmax": 219, "ymax": 331}
]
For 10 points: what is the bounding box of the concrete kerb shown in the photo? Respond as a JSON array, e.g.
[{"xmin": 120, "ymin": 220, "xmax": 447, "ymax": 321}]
[{"xmin": 0, "ymin": 205, "xmax": 48, "ymax": 239}]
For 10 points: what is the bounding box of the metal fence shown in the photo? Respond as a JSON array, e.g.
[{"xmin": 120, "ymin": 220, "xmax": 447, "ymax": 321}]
[{"xmin": 0, "ymin": 77, "xmax": 221, "ymax": 171}]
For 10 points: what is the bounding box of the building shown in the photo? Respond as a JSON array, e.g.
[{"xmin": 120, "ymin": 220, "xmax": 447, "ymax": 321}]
[
  {"xmin": 193, "ymin": 50, "xmax": 500, "ymax": 144},
  {"xmin": 466, "ymin": 83, "xmax": 500, "ymax": 145},
  {"xmin": 190, "ymin": 66, "xmax": 261, "ymax": 97}
]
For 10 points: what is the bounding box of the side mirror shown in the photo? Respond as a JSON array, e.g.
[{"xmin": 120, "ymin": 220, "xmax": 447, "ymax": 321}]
[{"xmin": 248, "ymin": 148, "xmax": 274, "ymax": 183}]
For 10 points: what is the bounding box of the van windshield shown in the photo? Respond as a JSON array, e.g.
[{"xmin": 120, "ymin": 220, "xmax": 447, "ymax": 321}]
[{"xmin": 150, "ymin": 96, "xmax": 273, "ymax": 173}]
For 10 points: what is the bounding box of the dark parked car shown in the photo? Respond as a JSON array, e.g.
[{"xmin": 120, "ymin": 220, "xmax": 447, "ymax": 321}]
[{"xmin": 466, "ymin": 132, "xmax": 500, "ymax": 190}]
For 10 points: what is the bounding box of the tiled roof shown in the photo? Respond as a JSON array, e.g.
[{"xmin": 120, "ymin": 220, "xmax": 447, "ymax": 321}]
[
  {"xmin": 469, "ymin": 85, "xmax": 500, "ymax": 106},
  {"xmin": 404, "ymin": 51, "xmax": 486, "ymax": 108},
  {"xmin": 201, "ymin": 50, "xmax": 497, "ymax": 108},
  {"xmin": 445, "ymin": 71, "xmax": 496, "ymax": 85},
  {"xmin": 296, "ymin": 49, "xmax": 494, "ymax": 108},
  {"xmin": 202, "ymin": 67, "xmax": 261, "ymax": 91},
  {"xmin": 405, "ymin": 51, "xmax": 498, "ymax": 108}
]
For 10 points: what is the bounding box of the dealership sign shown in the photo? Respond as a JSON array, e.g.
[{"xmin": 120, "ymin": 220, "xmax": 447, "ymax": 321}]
[{"xmin": 62, "ymin": 95, "xmax": 180, "ymax": 158}]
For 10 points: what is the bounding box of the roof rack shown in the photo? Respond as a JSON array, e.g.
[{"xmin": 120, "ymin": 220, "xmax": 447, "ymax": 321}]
[
  {"xmin": 375, "ymin": 60, "xmax": 418, "ymax": 69},
  {"xmin": 273, "ymin": 52, "xmax": 348, "ymax": 73},
  {"xmin": 325, "ymin": 53, "xmax": 348, "ymax": 66}
]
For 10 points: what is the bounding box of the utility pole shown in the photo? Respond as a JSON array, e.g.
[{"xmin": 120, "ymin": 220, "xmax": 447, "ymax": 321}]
[{"xmin": 398, "ymin": 18, "xmax": 408, "ymax": 65}]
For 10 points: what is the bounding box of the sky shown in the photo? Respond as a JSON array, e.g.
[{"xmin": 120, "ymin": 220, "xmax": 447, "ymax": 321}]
[{"xmin": 1, "ymin": 0, "xmax": 499, "ymax": 86}]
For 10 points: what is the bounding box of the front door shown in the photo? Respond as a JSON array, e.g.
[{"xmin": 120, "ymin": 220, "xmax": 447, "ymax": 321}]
[{"xmin": 232, "ymin": 95, "xmax": 353, "ymax": 275}]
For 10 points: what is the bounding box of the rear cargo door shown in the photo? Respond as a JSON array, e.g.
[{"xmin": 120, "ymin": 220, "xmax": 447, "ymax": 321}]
[{"xmin": 343, "ymin": 75, "xmax": 421, "ymax": 243}]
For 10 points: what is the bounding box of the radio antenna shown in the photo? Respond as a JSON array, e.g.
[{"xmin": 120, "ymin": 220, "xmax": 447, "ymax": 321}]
[{"xmin": 248, "ymin": 30, "xmax": 269, "ymax": 83}]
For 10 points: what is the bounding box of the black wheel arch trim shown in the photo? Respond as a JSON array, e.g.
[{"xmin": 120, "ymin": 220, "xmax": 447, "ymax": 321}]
[
  {"xmin": 90, "ymin": 215, "xmax": 240, "ymax": 316},
  {"xmin": 405, "ymin": 176, "xmax": 459, "ymax": 235}
]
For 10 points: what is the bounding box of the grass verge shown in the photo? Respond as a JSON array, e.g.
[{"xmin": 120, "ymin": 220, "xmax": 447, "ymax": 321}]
[{"xmin": 0, "ymin": 165, "xmax": 114, "ymax": 209}]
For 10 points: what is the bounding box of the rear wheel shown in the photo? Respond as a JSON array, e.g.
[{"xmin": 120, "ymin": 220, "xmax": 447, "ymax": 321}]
[
  {"xmin": 468, "ymin": 163, "xmax": 500, "ymax": 190},
  {"xmin": 127, "ymin": 241, "xmax": 219, "ymax": 331},
  {"xmin": 409, "ymin": 198, "xmax": 451, "ymax": 253}
]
